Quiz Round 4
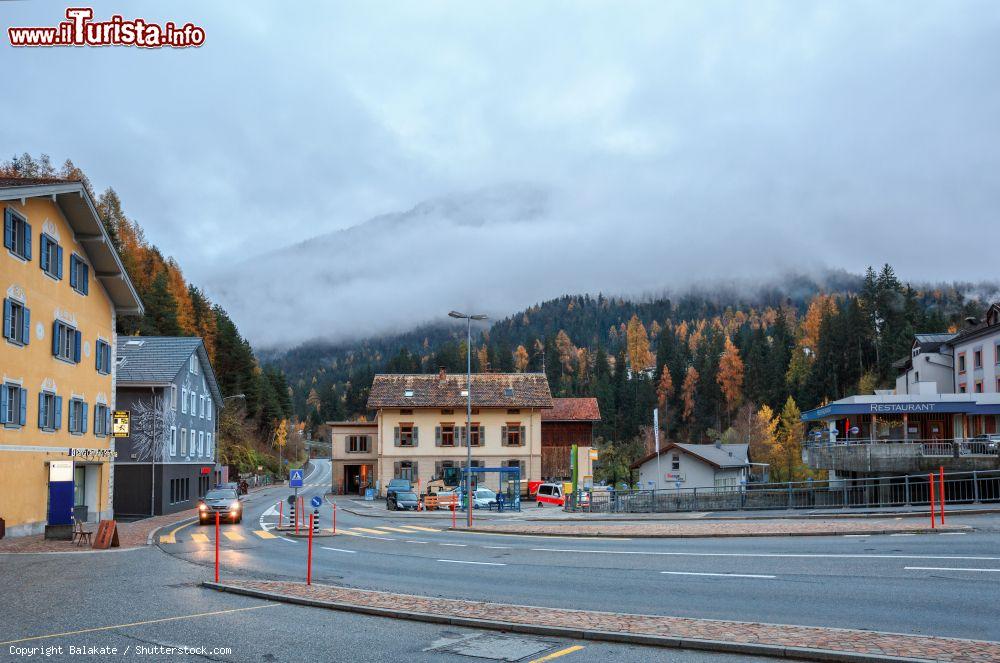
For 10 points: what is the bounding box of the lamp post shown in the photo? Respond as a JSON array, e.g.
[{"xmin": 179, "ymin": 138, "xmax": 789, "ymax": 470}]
[{"xmin": 449, "ymin": 310, "xmax": 488, "ymax": 527}]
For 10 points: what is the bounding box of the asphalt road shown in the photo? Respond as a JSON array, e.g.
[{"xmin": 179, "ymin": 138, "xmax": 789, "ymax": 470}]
[{"xmin": 151, "ymin": 459, "xmax": 1000, "ymax": 646}]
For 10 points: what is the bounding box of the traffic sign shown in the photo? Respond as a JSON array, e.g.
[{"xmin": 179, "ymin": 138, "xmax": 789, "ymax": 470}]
[
  {"xmin": 310, "ymin": 495, "xmax": 322, "ymax": 508},
  {"xmin": 111, "ymin": 410, "xmax": 130, "ymax": 438},
  {"xmin": 290, "ymin": 469, "xmax": 304, "ymax": 487}
]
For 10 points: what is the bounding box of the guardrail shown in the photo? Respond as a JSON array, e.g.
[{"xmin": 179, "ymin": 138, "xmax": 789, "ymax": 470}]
[
  {"xmin": 803, "ymin": 437, "xmax": 999, "ymax": 457},
  {"xmin": 567, "ymin": 469, "xmax": 1000, "ymax": 514}
]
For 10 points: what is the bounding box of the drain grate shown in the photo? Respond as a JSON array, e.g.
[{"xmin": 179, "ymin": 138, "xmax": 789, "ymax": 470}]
[{"xmin": 426, "ymin": 632, "xmax": 558, "ymax": 661}]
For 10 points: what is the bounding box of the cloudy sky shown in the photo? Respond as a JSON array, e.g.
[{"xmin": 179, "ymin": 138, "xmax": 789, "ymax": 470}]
[{"xmin": 3, "ymin": 1, "xmax": 999, "ymax": 346}]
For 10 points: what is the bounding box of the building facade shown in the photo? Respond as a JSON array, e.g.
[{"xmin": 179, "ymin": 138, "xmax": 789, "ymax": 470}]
[
  {"xmin": 951, "ymin": 304, "xmax": 1000, "ymax": 401},
  {"xmin": 366, "ymin": 371, "xmax": 552, "ymax": 495},
  {"xmin": 329, "ymin": 420, "xmax": 378, "ymax": 495},
  {"xmin": 540, "ymin": 397, "xmax": 600, "ymax": 480},
  {"xmin": 632, "ymin": 442, "xmax": 750, "ymax": 491},
  {"xmin": 1, "ymin": 178, "xmax": 142, "ymax": 537},
  {"xmin": 113, "ymin": 337, "xmax": 222, "ymax": 516},
  {"xmin": 894, "ymin": 333, "xmax": 956, "ymax": 396}
]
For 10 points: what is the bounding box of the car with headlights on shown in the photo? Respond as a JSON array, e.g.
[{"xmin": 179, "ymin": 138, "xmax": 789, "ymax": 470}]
[{"xmin": 198, "ymin": 488, "xmax": 243, "ymax": 524}]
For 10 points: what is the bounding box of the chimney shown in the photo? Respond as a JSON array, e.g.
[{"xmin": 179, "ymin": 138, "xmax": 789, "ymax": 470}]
[
  {"xmin": 438, "ymin": 367, "xmax": 447, "ymax": 381},
  {"xmin": 714, "ymin": 440, "xmax": 722, "ymax": 449}
]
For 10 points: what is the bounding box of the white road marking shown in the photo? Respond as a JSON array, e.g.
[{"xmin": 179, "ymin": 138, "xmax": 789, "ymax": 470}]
[
  {"xmin": 278, "ymin": 537, "xmax": 298, "ymax": 544},
  {"xmin": 320, "ymin": 547, "xmax": 357, "ymax": 554},
  {"xmin": 439, "ymin": 543, "xmax": 467, "ymax": 547},
  {"xmin": 939, "ymin": 532, "xmax": 967, "ymax": 536},
  {"xmin": 890, "ymin": 533, "xmax": 916, "ymax": 537},
  {"xmin": 405, "ymin": 540, "xmax": 429, "ymax": 544},
  {"xmin": 660, "ymin": 571, "xmax": 776, "ymax": 579},
  {"xmin": 528, "ymin": 549, "xmax": 1000, "ymax": 561},
  {"xmin": 484, "ymin": 546, "xmax": 512, "ymax": 549},
  {"xmin": 843, "ymin": 535, "xmax": 869, "ymax": 538},
  {"xmin": 905, "ymin": 566, "xmax": 1000, "ymax": 573},
  {"xmin": 438, "ymin": 559, "xmax": 506, "ymax": 566}
]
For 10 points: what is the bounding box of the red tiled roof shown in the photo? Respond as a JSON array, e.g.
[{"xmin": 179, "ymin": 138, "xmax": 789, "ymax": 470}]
[
  {"xmin": 367, "ymin": 373, "xmax": 552, "ymax": 409},
  {"xmin": 541, "ymin": 397, "xmax": 601, "ymax": 422}
]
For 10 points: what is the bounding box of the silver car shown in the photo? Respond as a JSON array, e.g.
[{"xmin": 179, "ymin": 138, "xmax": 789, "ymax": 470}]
[{"xmin": 198, "ymin": 488, "xmax": 243, "ymax": 524}]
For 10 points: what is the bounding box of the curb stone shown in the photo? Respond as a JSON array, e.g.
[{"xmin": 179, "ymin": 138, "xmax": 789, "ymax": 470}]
[
  {"xmin": 454, "ymin": 526, "xmax": 969, "ymax": 539},
  {"xmin": 202, "ymin": 581, "xmax": 938, "ymax": 662}
]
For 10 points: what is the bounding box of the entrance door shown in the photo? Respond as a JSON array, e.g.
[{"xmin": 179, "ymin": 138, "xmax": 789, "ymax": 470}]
[
  {"xmin": 73, "ymin": 465, "xmax": 88, "ymax": 523},
  {"xmin": 927, "ymin": 421, "xmax": 944, "ymax": 441}
]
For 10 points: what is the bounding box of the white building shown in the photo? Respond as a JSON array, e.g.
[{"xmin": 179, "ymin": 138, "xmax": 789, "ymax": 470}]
[
  {"xmin": 894, "ymin": 333, "xmax": 955, "ymax": 396},
  {"xmin": 951, "ymin": 303, "xmax": 1000, "ymax": 399},
  {"xmin": 632, "ymin": 442, "xmax": 750, "ymax": 491}
]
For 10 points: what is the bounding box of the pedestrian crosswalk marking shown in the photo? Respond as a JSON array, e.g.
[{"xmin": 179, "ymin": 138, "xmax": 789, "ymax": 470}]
[
  {"xmin": 190, "ymin": 533, "xmax": 209, "ymax": 543},
  {"xmin": 373, "ymin": 526, "xmax": 412, "ymax": 533},
  {"xmin": 159, "ymin": 534, "xmax": 175, "ymax": 544},
  {"xmin": 254, "ymin": 530, "xmax": 277, "ymax": 539},
  {"xmin": 338, "ymin": 530, "xmax": 364, "ymax": 537},
  {"xmin": 223, "ymin": 531, "xmax": 245, "ymax": 541},
  {"xmin": 397, "ymin": 525, "xmax": 440, "ymax": 532},
  {"xmin": 350, "ymin": 527, "xmax": 389, "ymax": 535}
]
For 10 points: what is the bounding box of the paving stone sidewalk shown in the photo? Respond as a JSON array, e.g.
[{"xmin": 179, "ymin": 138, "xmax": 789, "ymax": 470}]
[
  {"xmin": 0, "ymin": 507, "xmax": 199, "ymax": 553},
  {"xmin": 459, "ymin": 519, "xmax": 968, "ymax": 538},
  {"xmin": 208, "ymin": 579, "xmax": 1000, "ymax": 662}
]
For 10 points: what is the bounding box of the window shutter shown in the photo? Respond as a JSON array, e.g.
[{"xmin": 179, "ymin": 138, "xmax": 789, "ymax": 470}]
[
  {"xmin": 56, "ymin": 245, "xmax": 63, "ymax": 279},
  {"xmin": 73, "ymin": 330, "xmax": 81, "ymax": 363},
  {"xmin": 501, "ymin": 425, "xmax": 508, "ymax": 446},
  {"xmin": 22, "ymin": 306, "xmax": 29, "ymax": 346},
  {"xmin": 94, "ymin": 405, "xmax": 99, "ymax": 434},
  {"xmin": 519, "ymin": 426, "xmax": 526, "ymax": 446},
  {"xmin": 83, "ymin": 264, "xmax": 89, "ymax": 294},
  {"xmin": 19, "ymin": 388, "xmax": 27, "ymax": 426},
  {"xmin": 457, "ymin": 426, "xmax": 465, "ymax": 447},
  {"xmin": 54, "ymin": 396, "xmax": 62, "ymax": 430},
  {"xmin": 412, "ymin": 427, "xmax": 419, "ymax": 447},
  {"xmin": 68, "ymin": 402, "xmax": 76, "ymax": 434},
  {"xmin": 2, "ymin": 299, "xmax": 10, "ymax": 341},
  {"xmin": 38, "ymin": 392, "xmax": 45, "ymax": 428},
  {"xmin": 40, "ymin": 235, "xmax": 49, "ymax": 272},
  {"xmin": 23, "ymin": 222, "xmax": 31, "ymax": 259},
  {"xmin": 105, "ymin": 344, "xmax": 111, "ymax": 373},
  {"xmin": 69, "ymin": 255, "xmax": 78, "ymax": 289},
  {"xmin": 394, "ymin": 461, "xmax": 401, "ymax": 477},
  {"xmin": 0, "ymin": 386, "xmax": 8, "ymax": 424},
  {"xmin": 2, "ymin": 210, "xmax": 11, "ymax": 250},
  {"xmin": 435, "ymin": 426, "xmax": 441, "ymax": 447},
  {"xmin": 95, "ymin": 341, "xmax": 101, "ymax": 370},
  {"xmin": 81, "ymin": 402, "xmax": 88, "ymax": 434},
  {"xmin": 393, "ymin": 427, "xmax": 400, "ymax": 447},
  {"xmin": 106, "ymin": 408, "xmax": 111, "ymax": 435},
  {"xmin": 52, "ymin": 321, "xmax": 60, "ymax": 356}
]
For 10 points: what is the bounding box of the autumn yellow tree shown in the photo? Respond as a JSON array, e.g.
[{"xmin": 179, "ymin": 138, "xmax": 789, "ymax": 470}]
[
  {"xmin": 625, "ymin": 315, "xmax": 652, "ymax": 372},
  {"xmin": 681, "ymin": 366, "xmax": 699, "ymax": 421},
  {"xmin": 772, "ymin": 397, "xmax": 807, "ymax": 482},
  {"xmin": 513, "ymin": 345, "xmax": 529, "ymax": 372},
  {"xmin": 656, "ymin": 365, "xmax": 674, "ymax": 408},
  {"xmin": 716, "ymin": 336, "xmax": 745, "ymax": 417}
]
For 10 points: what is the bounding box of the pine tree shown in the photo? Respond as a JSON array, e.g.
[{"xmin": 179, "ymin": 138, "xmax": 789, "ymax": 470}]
[{"xmin": 140, "ymin": 272, "xmax": 181, "ymax": 336}]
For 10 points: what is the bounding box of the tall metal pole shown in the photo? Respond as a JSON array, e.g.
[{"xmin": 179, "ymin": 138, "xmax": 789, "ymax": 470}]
[{"xmin": 466, "ymin": 316, "xmax": 473, "ymax": 528}]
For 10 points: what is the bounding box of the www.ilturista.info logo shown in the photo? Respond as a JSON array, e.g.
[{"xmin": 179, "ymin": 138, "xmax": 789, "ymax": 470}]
[{"xmin": 8, "ymin": 7, "xmax": 205, "ymax": 48}]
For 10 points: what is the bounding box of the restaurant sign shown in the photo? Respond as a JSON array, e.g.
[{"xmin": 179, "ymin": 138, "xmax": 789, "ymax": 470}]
[{"xmin": 68, "ymin": 448, "xmax": 118, "ymax": 460}]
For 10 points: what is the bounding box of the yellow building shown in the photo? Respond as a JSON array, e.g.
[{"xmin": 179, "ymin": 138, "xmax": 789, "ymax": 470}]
[{"xmin": 1, "ymin": 177, "xmax": 142, "ymax": 538}]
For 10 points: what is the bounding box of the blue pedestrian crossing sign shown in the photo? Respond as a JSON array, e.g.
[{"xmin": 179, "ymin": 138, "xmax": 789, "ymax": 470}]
[
  {"xmin": 311, "ymin": 495, "xmax": 322, "ymax": 508},
  {"xmin": 290, "ymin": 469, "xmax": 304, "ymax": 487}
]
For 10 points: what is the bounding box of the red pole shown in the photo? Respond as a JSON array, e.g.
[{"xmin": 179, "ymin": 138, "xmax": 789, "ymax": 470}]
[
  {"xmin": 451, "ymin": 502, "xmax": 456, "ymax": 529},
  {"xmin": 929, "ymin": 473, "xmax": 936, "ymax": 529},
  {"xmin": 307, "ymin": 513, "xmax": 314, "ymax": 585},
  {"xmin": 295, "ymin": 498, "xmax": 299, "ymax": 535},
  {"xmin": 938, "ymin": 466, "xmax": 946, "ymax": 525},
  {"xmin": 332, "ymin": 502, "xmax": 337, "ymax": 535},
  {"xmin": 278, "ymin": 500, "xmax": 283, "ymax": 528},
  {"xmin": 214, "ymin": 511, "xmax": 220, "ymax": 583}
]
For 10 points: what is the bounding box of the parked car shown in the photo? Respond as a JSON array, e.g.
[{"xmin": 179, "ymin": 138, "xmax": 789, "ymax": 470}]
[
  {"xmin": 385, "ymin": 478, "xmax": 412, "ymax": 499},
  {"xmin": 535, "ymin": 482, "xmax": 564, "ymax": 507},
  {"xmin": 387, "ymin": 491, "xmax": 420, "ymax": 511},
  {"xmin": 472, "ymin": 487, "xmax": 497, "ymax": 509},
  {"xmin": 968, "ymin": 434, "xmax": 1000, "ymax": 455},
  {"xmin": 198, "ymin": 488, "xmax": 243, "ymax": 524}
]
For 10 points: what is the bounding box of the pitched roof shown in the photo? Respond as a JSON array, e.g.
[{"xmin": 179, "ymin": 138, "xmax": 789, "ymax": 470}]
[
  {"xmin": 367, "ymin": 373, "xmax": 552, "ymax": 409},
  {"xmin": 0, "ymin": 178, "xmax": 142, "ymax": 313},
  {"xmin": 631, "ymin": 442, "xmax": 750, "ymax": 470},
  {"xmin": 947, "ymin": 303, "xmax": 1000, "ymax": 346},
  {"xmin": 542, "ymin": 397, "xmax": 601, "ymax": 422},
  {"xmin": 116, "ymin": 336, "xmax": 223, "ymax": 404}
]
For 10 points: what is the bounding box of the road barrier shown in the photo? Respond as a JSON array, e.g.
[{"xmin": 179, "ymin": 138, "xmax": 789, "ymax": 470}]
[{"xmin": 570, "ymin": 469, "xmax": 1000, "ymax": 514}]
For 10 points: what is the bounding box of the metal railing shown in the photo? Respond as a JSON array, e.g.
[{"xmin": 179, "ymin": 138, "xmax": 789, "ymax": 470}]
[
  {"xmin": 568, "ymin": 469, "xmax": 1000, "ymax": 514},
  {"xmin": 804, "ymin": 437, "xmax": 999, "ymax": 458}
]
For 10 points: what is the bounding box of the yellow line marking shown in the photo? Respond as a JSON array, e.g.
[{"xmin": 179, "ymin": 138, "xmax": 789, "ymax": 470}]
[
  {"xmin": 0, "ymin": 604, "xmax": 280, "ymax": 646},
  {"xmin": 530, "ymin": 645, "xmax": 584, "ymax": 663},
  {"xmin": 159, "ymin": 534, "xmax": 175, "ymax": 544},
  {"xmin": 397, "ymin": 525, "xmax": 440, "ymax": 532},
  {"xmin": 160, "ymin": 517, "xmax": 200, "ymax": 545},
  {"xmin": 338, "ymin": 530, "xmax": 364, "ymax": 537},
  {"xmin": 350, "ymin": 527, "xmax": 389, "ymax": 535},
  {"xmin": 222, "ymin": 531, "xmax": 244, "ymax": 541},
  {"xmin": 254, "ymin": 530, "xmax": 277, "ymax": 539},
  {"xmin": 190, "ymin": 533, "xmax": 209, "ymax": 543},
  {"xmin": 373, "ymin": 526, "xmax": 412, "ymax": 533}
]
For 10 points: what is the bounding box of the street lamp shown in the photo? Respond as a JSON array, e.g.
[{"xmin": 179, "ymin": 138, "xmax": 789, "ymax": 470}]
[{"xmin": 449, "ymin": 310, "xmax": 488, "ymax": 527}]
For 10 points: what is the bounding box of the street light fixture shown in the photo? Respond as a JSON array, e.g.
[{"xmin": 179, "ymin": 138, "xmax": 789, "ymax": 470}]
[{"xmin": 449, "ymin": 310, "xmax": 488, "ymax": 527}]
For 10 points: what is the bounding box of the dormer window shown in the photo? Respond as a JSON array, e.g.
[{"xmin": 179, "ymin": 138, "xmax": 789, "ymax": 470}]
[
  {"xmin": 404, "ymin": 389, "xmax": 414, "ymax": 398},
  {"xmin": 504, "ymin": 388, "xmax": 514, "ymax": 398}
]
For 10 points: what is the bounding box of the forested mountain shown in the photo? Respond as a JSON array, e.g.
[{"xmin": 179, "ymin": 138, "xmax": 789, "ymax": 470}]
[
  {"xmin": 2, "ymin": 153, "xmax": 295, "ymax": 475},
  {"xmin": 271, "ymin": 268, "xmax": 996, "ymax": 482}
]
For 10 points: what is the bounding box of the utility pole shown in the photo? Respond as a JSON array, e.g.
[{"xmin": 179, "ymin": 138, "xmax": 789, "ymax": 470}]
[{"xmin": 449, "ymin": 310, "xmax": 487, "ymax": 528}]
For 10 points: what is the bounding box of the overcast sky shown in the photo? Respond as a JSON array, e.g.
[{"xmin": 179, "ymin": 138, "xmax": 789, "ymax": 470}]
[{"xmin": 3, "ymin": 2, "xmax": 999, "ymax": 346}]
